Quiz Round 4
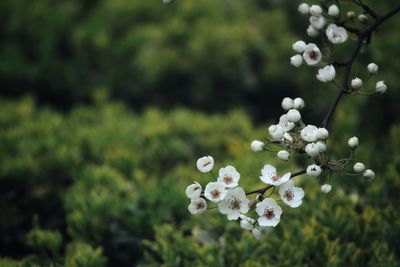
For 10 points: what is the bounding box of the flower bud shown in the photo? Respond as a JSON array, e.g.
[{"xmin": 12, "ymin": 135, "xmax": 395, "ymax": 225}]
[
  {"xmin": 316, "ymin": 128, "xmax": 329, "ymax": 139},
  {"xmin": 353, "ymin": 162, "xmax": 366, "ymax": 173},
  {"xmin": 268, "ymin": 125, "xmax": 284, "ymax": 140},
  {"xmin": 277, "ymin": 150, "xmax": 290, "ymax": 161},
  {"xmin": 307, "ymin": 25, "xmax": 320, "ymax": 37},
  {"xmin": 351, "ymin": 77, "xmax": 363, "ymax": 89},
  {"xmin": 251, "ymin": 140, "xmax": 264, "ymax": 152},
  {"xmin": 348, "ymin": 136, "xmax": 359, "ymax": 149},
  {"xmin": 328, "ymin": 5, "xmax": 340, "ymax": 17},
  {"xmin": 376, "ymin": 81, "xmax": 387, "ymax": 94},
  {"xmin": 305, "ymin": 143, "xmax": 320, "ymax": 157},
  {"xmin": 367, "ymin": 63, "xmax": 379, "ymax": 74},
  {"xmin": 363, "ymin": 169, "xmax": 375, "ymax": 181},
  {"xmin": 316, "ymin": 65, "xmax": 336, "ymax": 82},
  {"xmin": 307, "ymin": 164, "xmax": 322, "ymax": 177},
  {"xmin": 293, "ymin": 97, "xmax": 305, "ymax": 110},
  {"xmin": 292, "ymin": 41, "xmax": 306, "ymax": 53},
  {"xmin": 321, "ymin": 184, "xmax": 332, "ymax": 193},
  {"xmin": 347, "ymin": 11, "xmax": 355, "ymax": 18},
  {"xmin": 281, "ymin": 97, "xmax": 294, "ymax": 110},
  {"xmin": 310, "ymin": 16, "xmax": 326, "ymax": 30},
  {"xmin": 290, "ymin": 54, "xmax": 303, "ymax": 67},
  {"xmin": 287, "ymin": 109, "xmax": 301, "ymax": 123},
  {"xmin": 358, "ymin": 14, "xmax": 368, "ymax": 23},
  {"xmin": 298, "ymin": 3, "xmax": 310, "ymax": 15},
  {"xmin": 316, "ymin": 141, "xmax": 326, "ymax": 152},
  {"xmin": 309, "ymin": 5, "xmax": 322, "ymax": 16}
]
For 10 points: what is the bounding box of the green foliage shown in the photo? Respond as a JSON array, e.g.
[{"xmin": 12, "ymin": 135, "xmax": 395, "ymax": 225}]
[
  {"xmin": 26, "ymin": 228, "xmax": 62, "ymax": 256},
  {"xmin": 65, "ymin": 242, "xmax": 106, "ymax": 267}
]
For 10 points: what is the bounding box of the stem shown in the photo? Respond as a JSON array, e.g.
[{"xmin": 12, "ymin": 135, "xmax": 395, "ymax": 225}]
[{"xmin": 354, "ymin": 0, "xmax": 379, "ymax": 20}]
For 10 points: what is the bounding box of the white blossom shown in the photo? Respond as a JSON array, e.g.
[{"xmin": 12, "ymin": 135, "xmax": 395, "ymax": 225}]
[
  {"xmin": 307, "ymin": 25, "xmax": 320, "ymax": 37},
  {"xmin": 292, "ymin": 41, "xmax": 307, "ymax": 53},
  {"xmin": 363, "ymin": 169, "xmax": 375, "ymax": 181},
  {"xmin": 298, "ymin": 3, "xmax": 310, "ymax": 15},
  {"xmin": 326, "ymin": 24, "xmax": 348, "ymax": 44},
  {"xmin": 305, "ymin": 143, "xmax": 320, "ymax": 157},
  {"xmin": 290, "ymin": 54, "xmax": 303, "ymax": 67},
  {"xmin": 268, "ymin": 124, "xmax": 285, "ymax": 140},
  {"xmin": 279, "ymin": 114, "xmax": 295, "ymax": 131},
  {"xmin": 309, "ymin": 5, "xmax": 322, "ymax": 16},
  {"xmin": 351, "ymin": 77, "xmax": 363, "ymax": 89},
  {"xmin": 251, "ymin": 140, "xmax": 264, "ymax": 152},
  {"xmin": 376, "ymin": 81, "xmax": 387, "ymax": 94},
  {"xmin": 186, "ymin": 182, "xmax": 202, "ymax": 199},
  {"xmin": 316, "ymin": 65, "xmax": 336, "ymax": 82},
  {"xmin": 301, "ymin": 125, "xmax": 318, "ymax": 142},
  {"xmin": 303, "ymin": 43, "xmax": 322, "ymax": 65},
  {"xmin": 287, "ymin": 109, "xmax": 301, "ymax": 123},
  {"xmin": 310, "ymin": 15, "xmax": 326, "ymax": 30},
  {"xmin": 260, "ymin": 164, "xmax": 291, "ymax": 186},
  {"xmin": 316, "ymin": 127, "xmax": 329, "ymax": 139},
  {"xmin": 217, "ymin": 166, "xmax": 240, "ymax": 188},
  {"xmin": 239, "ymin": 215, "xmax": 255, "ymax": 230},
  {"xmin": 293, "ymin": 97, "xmax": 305, "ymax": 110},
  {"xmin": 321, "ymin": 184, "xmax": 332, "ymax": 193},
  {"xmin": 367, "ymin": 63, "xmax": 379, "ymax": 74},
  {"xmin": 283, "ymin": 132, "xmax": 294, "ymax": 143},
  {"xmin": 328, "ymin": 5, "xmax": 340, "ymax": 17},
  {"xmin": 353, "ymin": 162, "xmax": 366, "ymax": 173},
  {"xmin": 204, "ymin": 182, "xmax": 227, "ymax": 202},
  {"xmin": 348, "ymin": 136, "xmax": 359, "ymax": 148},
  {"xmin": 196, "ymin": 156, "xmax": 214, "ymax": 173},
  {"xmin": 316, "ymin": 141, "xmax": 326, "ymax": 152},
  {"xmin": 279, "ymin": 180, "xmax": 305, "ymax": 208},
  {"xmin": 277, "ymin": 150, "xmax": 290, "ymax": 161},
  {"xmin": 281, "ymin": 97, "xmax": 294, "ymax": 110},
  {"xmin": 188, "ymin": 198, "xmax": 207, "ymax": 215},
  {"xmin": 256, "ymin": 198, "xmax": 282, "ymax": 227},
  {"xmin": 307, "ymin": 164, "xmax": 322, "ymax": 177},
  {"xmin": 218, "ymin": 187, "xmax": 250, "ymax": 220}
]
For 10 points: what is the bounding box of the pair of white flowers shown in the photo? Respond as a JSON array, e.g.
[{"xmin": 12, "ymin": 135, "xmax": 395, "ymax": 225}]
[{"xmin": 291, "ymin": 42, "xmax": 322, "ymax": 67}]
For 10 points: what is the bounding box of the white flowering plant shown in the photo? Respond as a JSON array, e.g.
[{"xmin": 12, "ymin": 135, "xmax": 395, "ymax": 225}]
[{"xmin": 183, "ymin": 0, "xmax": 400, "ymax": 240}]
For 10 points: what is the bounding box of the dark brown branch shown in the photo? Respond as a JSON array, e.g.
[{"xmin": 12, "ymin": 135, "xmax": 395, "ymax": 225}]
[{"xmin": 354, "ymin": 0, "xmax": 379, "ymax": 20}]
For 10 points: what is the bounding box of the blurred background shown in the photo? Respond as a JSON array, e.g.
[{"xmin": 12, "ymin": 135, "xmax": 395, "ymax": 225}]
[{"xmin": 0, "ymin": 0, "xmax": 399, "ymax": 266}]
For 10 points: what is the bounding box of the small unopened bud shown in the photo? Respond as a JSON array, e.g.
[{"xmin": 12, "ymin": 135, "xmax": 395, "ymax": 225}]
[
  {"xmin": 277, "ymin": 150, "xmax": 290, "ymax": 161},
  {"xmin": 251, "ymin": 140, "xmax": 264, "ymax": 152},
  {"xmin": 363, "ymin": 169, "xmax": 375, "ymax": 181},
  {"xmin": 298, "ymin": 3, "xmax": 310, "ymax": 15},
  {"xmin": 376, "ymin": 81, "xmax": 387, "ymax": 94},
  {"xmin": 358, "ymin": 14, "xmax": 368, "ymax": 23},
  {"xmin": 367, "ymin": 63, "xmax": 379, "ymax": 74},
  {"xmin": 293, "ymin": 97, "xmax": 305, "ymax": 110},
  {"xmin": 282, "ymin": 97, "xmax": 294, "ymax": 110},
  {"xmin": 348, "ymin": 136, "xmax": 359, "ymax": 149},
  {"xmin": 321, "ymin": 184, "xmax": 332, "ymax": 193},
  {"xmin": 347, "ymin": 11, "xmax": 356, "ymax": 18},
  {"xmin": 353, "ymin": 162, "xmax": 366, "ymax": 173},
  {"xmin": 287, "ymin": 109, "xmax": 301, "ymax": 122},
  {"xmin": 316, "ymin": 128, "xmax": 329, "ymax": 140},
  {"xmin": 351, "ymin": 77, "xmax": 363, "ymax": 89},
  {"xmin": 309, "ymin": 5, "xmax": 322, "ymax": 17},
  {"xmin": 249, "ymin": 199, "xmax": 259, "ymax": 210},
  {"xmin": 328, "ymin": 5, "xmax": 340, "ymax": 17}
]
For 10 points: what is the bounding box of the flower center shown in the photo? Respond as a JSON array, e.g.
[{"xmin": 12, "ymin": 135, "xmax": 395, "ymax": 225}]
[
  {"xmin": 229, "ymin": 197, "xmax": 241, "ymax": 210},
  {"xmin": 211, "ymin": 189, "xmax": 220, "ymax": 199},
  {"xmin": 271, "ymin": 175, "xmax": 280, "ymax": 182},
  {"xmin": 202, "ymin": 161, "xmax": 211, "ymax": 167},
  {"xmin": 284, "ymin": 189, "xmax": 294, "ymax": 201},
  {"xmin": 309, "ymin": 50, "xmax": 319, "ymax": 60},
  {"xmin": 223, "ymin": 175, "xmax": 233, "ymax": 184},
  {"xmin": 264, "ymin": 208, "xmax": 275, "ymax": 219},
  {"xmin": 196, "ymin": 202, "xmax": 205, "ymax": 210}
]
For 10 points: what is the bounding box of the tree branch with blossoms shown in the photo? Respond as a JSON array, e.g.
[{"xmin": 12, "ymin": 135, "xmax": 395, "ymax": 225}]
[{"xmin": 182, "ymin": 0, "xmax": 400, "ymax": 240}]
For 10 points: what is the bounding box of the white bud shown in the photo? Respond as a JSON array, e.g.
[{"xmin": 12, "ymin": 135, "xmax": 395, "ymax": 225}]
[
  {"xmin": 328, "ymin": 5, "xmax": 340, "ymax": 17},
  {"xmin": 307, "ymin": 164, "xmax": 322, "ymax": 177},
  {"xmin": 321, "ymin": 184, "xmax": 332, "ymax": 193},
  {"xmin": 305, "ymin": 143, "xmax": 320, "ymax": 157},
  {"xmin": 292, "ymin": 41, "xmax": 307, "ymax": 53},
  {"xmin": 283, "ymin": 132, "xmax": 294, "ymax": 143},
  {"xmin": 358, "ymin": 14, "xmax": 368, "ymax": 23},
  {"xmin": 277, "ymin": 150, "xmax": 290, "ymax": 161},
  {"xmin": 347, "ymin": 11, "xmax": 355, "ymax": 18},
  {"xmin": 316, "ymin": 141, "xmax": 326, "ymax": 152},
  {"xmin": 363, "ymin": 169, "xmax": 375, "ymax": 181},
  {"xmin": 310, "ymin": 15, "xmax": 326, "ymax": 30},
  {"xmin": 268, "ymin": 125, "xmax": 285, "ymax": 140},
  {"xmin": 290, "ymin": 54, "xmax": 303, "ymax": 67},
  {"xmin": 376, "ymin": 81, "xmax": 387, "ymax": 94},
  {"xmin": 281, "ymin": 97, "xmax": 294, "ymax": 110},
  {"xmin": 298, "ymin": 3, "xmax": 310, "ymax": 15},
  {"xmin": 196, "ymin": 156, "xmax": 214, "ymax": 173},
  {"xmin": 307, "ymin": 25, "xmax": 320, "ymax": 37},
  {"xmin": 316, "ymin": 65, "xmax": 336, "ymax": 82},
  {"xmin": 309, "ymin": 5, "xmax": 322, "ymax": 16},
  {"xmin": 293, "ymin": 97, "xmax": 305, "ymax": 110},
  {"xmin": 351, "ymin": 77, "xmax": 363, "ymax": 89},
  {"xmin": 353, "ymin": 162, "xmax": 366, "ymax": 173},
  {"xmin": 251, "ymin": 140, "xmax": 264, "ymax": 152},
  {"xmin": 316, "ymin": 128, "xmax": 329, "ymax": 139},
  {"xmin": 287, "ymin": 109, "xmax": 301, "ymax": 123},
  {"xmin": 367, "ymin": 63, "xmax": 379, "ymax": 74},
  {"xmin": 348, "ymin": 136, "xmax": 359, "ymax": 149}
]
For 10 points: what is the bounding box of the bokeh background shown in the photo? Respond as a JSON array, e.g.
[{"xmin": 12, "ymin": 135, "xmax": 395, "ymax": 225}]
[{"xmin": 0, "ymin": 0, "xmax": 399, "ymax": 266}]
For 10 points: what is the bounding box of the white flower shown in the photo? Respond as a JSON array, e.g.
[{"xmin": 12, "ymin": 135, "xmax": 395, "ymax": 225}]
[
  {"xmin": 290, "ymin": 54, "xmax": 303, "ymax": 67},
  {"xmin": 186, "ymin": 182, "xmax": 202, "ymax": 199},
  {"xmin": 316, "ymin": 141, "xmax": 326, "ymax": 152},
  {"xmin": 316, "ymin": 65, "xmax": 336, "ymax": 82},
  {"xmin": 301, "ymin": 125, "xmax": 318, "ymax": 142},
  {"xmin": 196, "ymin": 156, "xmax": 214, "ymax": 173},
  {"xmin": 292, "ymin": 41, "xmax": 307, "ymax": 53},
  {"xmin": 277, "ymin": 150, "xmax": 290, "ymax": 161},
  {"xmin": 316, "ymin": 127, "xmax": 329, "ymax": 139},
  {"xmin": 307, "ymin": 25, "xmax": 320, "ymax": 37},
  {"xmin": 348, "ymin": 136, "xmax": 359, "ymax": 148},
  {"xmin": 281, "ymin": 97, "xmax": 294, "ymax": 110},
  {"xmin": 353, "ymin": 162, "xmax": 366, "ymax": 173},
  {"xmin": 298, "ymin": 3, "xmax": 309, "ymax": 15},
  {"xmin": 279, "ymin": 180, "xmax": 305, "ymax": 208},
  {"xmin": 287, "ymin": 109, "xmax": 301, "ymax": 123},
  {"xmin": 218, "ymin": 187, "xmax": 250, "ymax": 220},
  {"xmin": 305, "ymin": 143, "xmax": 320, "ymax": 157},
  {"xmin": 309, "ymin": 5, "xmax": 322, "ymax": 16},
  {"xmin": 310, "ymin": 16, "xmax": 326, "ymax": 30},
  {"xmin": 239, "ymin": 215, "xmax": 255, "ymax": 230},
  {"xmin": 326, "ymin": 24, "xmax": 348, "ymax": 44},
  {"xmin": 321, "ymin": 184, "xmax": 332, "ymax": 193},
  {"xmin": 256, "ymin": 198, "xmax": 282, "ymax": 227},
  {"xmin": 293, "ymin": 97, "xmax": 305, "ymax": 110},
  {"xmin": 188, "ymin": 198, "xmax": 207, "ymax": 215},
  {"xmin": 307, "ymin": 164, "xmax": 322, "ymax": 177},
  {"xmin": 279, "ymin": 114, "xmax": 295, "ymax": 132},
  {"xmin": 376, "ymin": 81, "xmax": 387, "ymax": 94},
  {"xmin": 303, "ymin": 43, "xmax": 322, "ymax": 66},
  {"xmin": 204, "ymin": 182, "xmax": 227, "ymax": 202},
  {"xmin": 251, "ymin": 140, "xmax": 264, "ymax": 152},
  {"xmin": 363, "ymin": 169, "xmax": 375, "ymax": 181},
  {"xmin": 283, "ymin": 132, "xmax": 294, "ymax": 143},
  {"xmin": 367, "ymin": 63, "xmax": 379, "ymax": 74},
  {"xmin": 351, "ymin": 77, "xmax": 363, "ymax": 89},
  {"xmin": 268, "ymin": 124, "xmax": 285, "ymax": 140},
  {"xmin": 328, "ymin": 5, "xmax": 340, "ymax": 17},
  {"xmin": 217, "ymin": 166, "xmax": 240, "ymax": 188},
  {"xmin": 260, "ymin": 164, "xmax": 291, "ymax": 186}
]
